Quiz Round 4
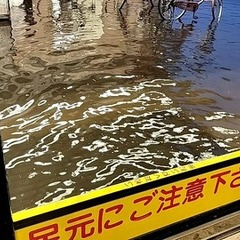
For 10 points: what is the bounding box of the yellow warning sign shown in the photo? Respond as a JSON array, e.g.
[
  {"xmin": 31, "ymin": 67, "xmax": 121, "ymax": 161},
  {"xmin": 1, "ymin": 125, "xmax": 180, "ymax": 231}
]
[{"xmin": 12, "ymin": 151, "xmax": 240, "ymax": 240}]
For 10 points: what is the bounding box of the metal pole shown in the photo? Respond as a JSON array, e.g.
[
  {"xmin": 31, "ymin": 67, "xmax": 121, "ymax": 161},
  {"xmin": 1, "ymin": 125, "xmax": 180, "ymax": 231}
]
[
  {"xmin": 23, "ymin": 0, "xmax": 35, "ymax": 24},
  {"xmin": 7, "ymin": 0, "xmax": 11, "ymax": 19},
  {"xmin": 0, "ymin": 135, "xmax": 15, "ymax": 240}
]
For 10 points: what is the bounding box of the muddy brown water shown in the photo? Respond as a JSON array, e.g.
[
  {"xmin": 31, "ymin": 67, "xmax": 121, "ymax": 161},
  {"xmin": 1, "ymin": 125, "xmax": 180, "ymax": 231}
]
[{"xmin": 0, "ymin": 0, "xmax": 240, "ymax": 212}]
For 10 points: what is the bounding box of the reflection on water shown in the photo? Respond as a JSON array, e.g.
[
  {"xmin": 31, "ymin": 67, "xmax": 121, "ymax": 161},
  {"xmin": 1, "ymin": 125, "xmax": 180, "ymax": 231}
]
[{"xmin": 0, "ymin": 0, "xmax": 240, "ymax": 212}]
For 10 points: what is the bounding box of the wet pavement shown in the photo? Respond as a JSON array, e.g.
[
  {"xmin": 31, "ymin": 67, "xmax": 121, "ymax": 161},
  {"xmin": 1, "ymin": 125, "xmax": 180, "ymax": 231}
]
[{"xmin": 167, "ymin": 210, "xmax": 240, "ymax": 240}]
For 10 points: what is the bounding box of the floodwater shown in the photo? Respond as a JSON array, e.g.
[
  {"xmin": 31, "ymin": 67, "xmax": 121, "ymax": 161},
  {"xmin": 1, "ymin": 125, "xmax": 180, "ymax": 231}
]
[{"xmin": 0, "ymin": 0, "xmax": 240, "ymax": 213}]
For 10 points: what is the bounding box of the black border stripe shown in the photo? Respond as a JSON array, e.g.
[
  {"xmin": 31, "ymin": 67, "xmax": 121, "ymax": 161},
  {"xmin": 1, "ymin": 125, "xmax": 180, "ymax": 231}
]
[
  {"xmin": 0, "ymin": 137, "xmax": 15, "ymax": 239},
  {"xmin": 14, "ymin": 156, "xmax": 240, "ymax": 230}
]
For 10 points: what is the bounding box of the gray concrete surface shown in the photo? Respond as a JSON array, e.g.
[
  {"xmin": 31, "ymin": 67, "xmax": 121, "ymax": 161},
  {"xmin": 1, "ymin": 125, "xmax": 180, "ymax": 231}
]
[{"xmin": 166, "ymin": 210, "xmax": 240, "ymax": 240}]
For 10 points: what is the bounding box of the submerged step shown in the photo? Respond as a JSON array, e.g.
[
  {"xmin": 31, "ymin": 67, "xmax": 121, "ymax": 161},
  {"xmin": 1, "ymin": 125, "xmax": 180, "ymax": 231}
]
[{"xmin": 0, "ymin": 0, "xmax": 10, "ymax": 20}]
